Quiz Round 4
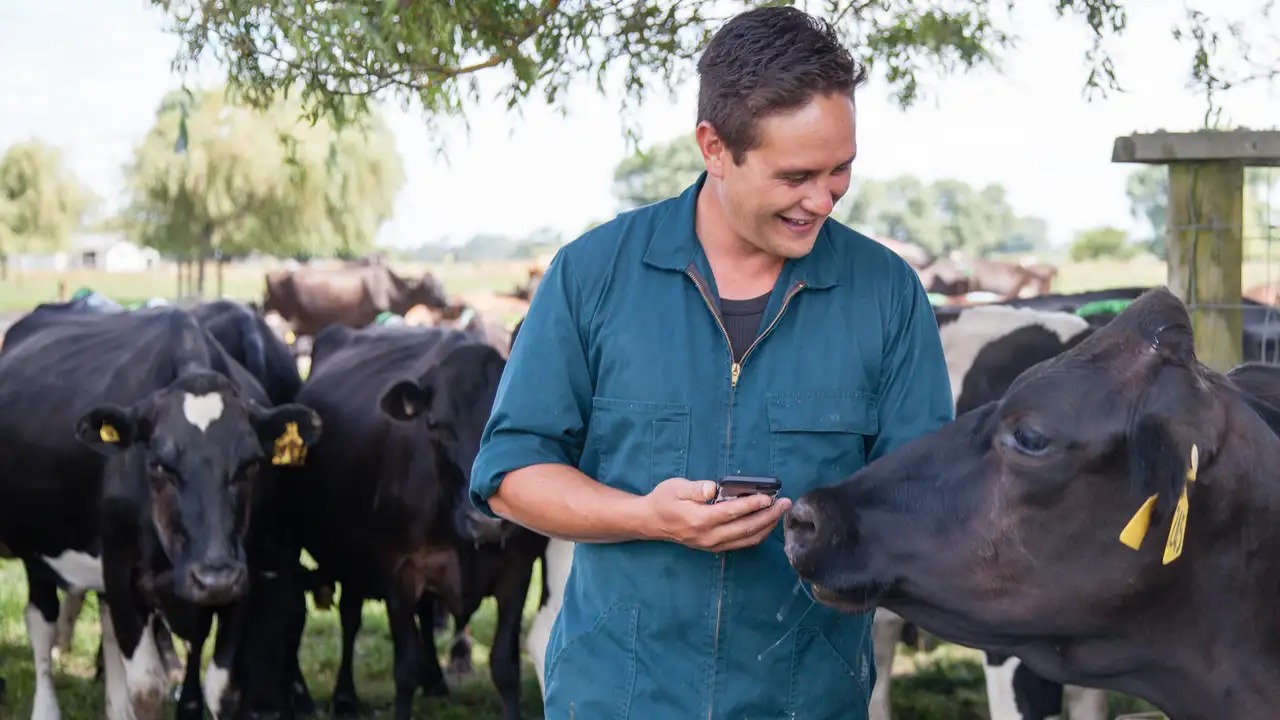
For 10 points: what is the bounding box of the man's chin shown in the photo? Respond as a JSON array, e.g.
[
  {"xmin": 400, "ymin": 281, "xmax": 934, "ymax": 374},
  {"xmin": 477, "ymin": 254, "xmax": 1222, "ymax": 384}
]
[{"xmin": 769, "ymin": 235, "xmax": 819, "ymax": 260}]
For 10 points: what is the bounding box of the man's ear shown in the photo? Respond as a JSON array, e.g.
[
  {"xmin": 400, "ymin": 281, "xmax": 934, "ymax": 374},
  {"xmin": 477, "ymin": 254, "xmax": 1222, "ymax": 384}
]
[
  {"xmin": 379, "ymin": 379, "xmax": 433, "ymax": 424},
  {"xmin": 75, "ymin": 404, "xmax": 140, "ymax": 456},
  {"xmin": 252, "ymin": 403, "xmax": 323, "ymax": 467}
]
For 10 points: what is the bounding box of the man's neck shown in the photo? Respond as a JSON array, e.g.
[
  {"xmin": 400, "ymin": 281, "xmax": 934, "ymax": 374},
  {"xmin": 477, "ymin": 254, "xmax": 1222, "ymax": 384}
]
[{"xmin": 695, "ymin": 177, "xmax": 784, "ymax": 300}]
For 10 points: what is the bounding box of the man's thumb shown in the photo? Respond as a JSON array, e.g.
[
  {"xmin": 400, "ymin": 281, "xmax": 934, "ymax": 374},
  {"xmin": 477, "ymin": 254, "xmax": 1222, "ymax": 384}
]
[{"xmin": 677, "ymin": 479, "xmax": 716, "ymax": 501}]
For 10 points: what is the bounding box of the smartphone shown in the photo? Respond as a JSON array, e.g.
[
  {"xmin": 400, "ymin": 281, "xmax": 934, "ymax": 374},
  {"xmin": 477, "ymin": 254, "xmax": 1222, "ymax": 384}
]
[{"xmin": 713, "ymin": 475, "xmax": 782, "ymax": 504}]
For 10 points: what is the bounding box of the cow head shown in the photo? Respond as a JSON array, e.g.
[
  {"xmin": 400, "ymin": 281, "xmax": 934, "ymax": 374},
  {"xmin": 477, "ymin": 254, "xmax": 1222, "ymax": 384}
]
[
  {"xmin": 379, "ymin": 340, "xmax": 510, "ymax": 545},
  {"xmin": 410, "ymin": 273, "xmax": 450, "ymax": 311},
  {"xmin": 75, "ymin": 371, "xmax": 322, "ymax": 606},
  {"xmin": 782, "ymin": 288, "xmax": 1280, "ymax": 690}
]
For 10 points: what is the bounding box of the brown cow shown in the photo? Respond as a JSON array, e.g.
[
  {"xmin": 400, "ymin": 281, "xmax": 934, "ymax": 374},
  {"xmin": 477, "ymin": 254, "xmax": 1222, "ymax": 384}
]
[
  {"xmin": 867, "ymin": 235, "xmax": 933, "ymax": 269},
  {"xmin": 1244, "ymin": 282, "xmax": 1280, "ymax": 307},
  {"xmin": 918, "ymin": 255, "xmax": 1055, "ymax": 299},
  {"xmin": 262, "ymin": 264, "xmax": 449, "ymax": 337}
]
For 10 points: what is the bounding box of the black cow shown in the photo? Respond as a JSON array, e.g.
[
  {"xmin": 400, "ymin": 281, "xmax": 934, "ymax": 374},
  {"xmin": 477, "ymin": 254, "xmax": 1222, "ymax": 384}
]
[
  {"xmin": 190, "ymin": 300, "xmax": 304, "ymax": 407},
  {"xmin": 0, "ymin": 306, "xmax": 320, "ymax": 719},
  {"xmin": 418, "ymin": 317, "xmax": 549, "ymax": 719},
  {"xmin": 783, "ymin": 287, "xmax": 1280, "ymax": 719},
  {"xmin": 286, "ymin": 324, "xmax": 510, "ymax": 720}
]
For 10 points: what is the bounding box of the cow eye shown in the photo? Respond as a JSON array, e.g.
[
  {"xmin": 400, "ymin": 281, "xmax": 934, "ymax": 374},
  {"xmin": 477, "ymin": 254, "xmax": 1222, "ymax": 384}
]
[{"xmin": 1010, "ymin": 426, "xmax": 1051, "ymax": 455}]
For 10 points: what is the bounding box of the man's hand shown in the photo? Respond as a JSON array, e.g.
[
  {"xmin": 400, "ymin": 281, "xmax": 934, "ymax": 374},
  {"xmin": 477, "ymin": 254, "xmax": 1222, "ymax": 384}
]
[{"xmin": 642, "ymin": 477, "xmax": 793, "ymax": 553}]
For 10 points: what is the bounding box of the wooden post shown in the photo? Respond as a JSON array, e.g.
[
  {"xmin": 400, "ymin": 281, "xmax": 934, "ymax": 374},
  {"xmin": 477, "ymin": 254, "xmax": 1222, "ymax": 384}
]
[
  {"xmin": 1112, "ymin": 130, "xmax": 1280, "ymax": 372},
  {"xmin": 1165, "ymin": 161, "xmax": 1244, "ymax": 372}
]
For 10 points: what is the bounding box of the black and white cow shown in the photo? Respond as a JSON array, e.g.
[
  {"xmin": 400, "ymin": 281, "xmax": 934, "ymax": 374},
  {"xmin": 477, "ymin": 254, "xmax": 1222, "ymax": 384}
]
[
  {"xmin": 284, "ymin": 323, "xmax": 529, "ymax": 720},
  {"xmin": 0, "ymin": 305, "xmax": 320, "ymax": 720},
  {"xmin": 33, "ymin": 297, "xmax": 315, "ymax": 715},
  {"xmin": 991, "ymin": 286, "xmax": 1280, "ymax": 362}
]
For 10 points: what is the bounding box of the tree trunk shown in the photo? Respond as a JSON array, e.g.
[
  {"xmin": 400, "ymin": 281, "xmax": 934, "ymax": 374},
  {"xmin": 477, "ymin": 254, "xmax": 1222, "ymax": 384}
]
[{"xmin": 195, "ymin": 224, "xmax": 214, "ymax": 298}]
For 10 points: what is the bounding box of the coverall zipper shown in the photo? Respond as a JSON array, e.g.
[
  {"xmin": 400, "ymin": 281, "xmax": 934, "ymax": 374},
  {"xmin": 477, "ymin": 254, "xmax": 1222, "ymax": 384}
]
[{"xmin": 685, "ymin": 266, "xmax": 806, "ymax": 719}]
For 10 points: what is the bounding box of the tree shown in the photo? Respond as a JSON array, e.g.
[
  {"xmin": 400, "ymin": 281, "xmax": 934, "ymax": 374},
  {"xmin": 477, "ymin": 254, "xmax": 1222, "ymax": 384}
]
[
  {"xmin": 150, "ymin": 1, "xmax": 1279, "ymax": 140},
  {"xmin": 0, "ymin": 139, "xmax": 97, "ymax": 278},
  {"xmin": 613, "ymin": 135, "xmax": 704, "ymax": 210},
  {"xmin": 1124, "ymin": 165, "xmax": 1169, "ymax": 259},
  {"xmin": 1125, "ymin": 165, "xmax": 1278, "ymax": 260},
  {"xmin": 834, "ymin": 175, "xmax": 1047, "ymax": 256},
  {"xmin": 120, "ymin": 86, "xmax": 404, "ymax": 294},
  {"xmin": 609, "ymin": 137, "xmax": 1048, "ymax": 256},
  {"xmin": 1069, "ymin": 225, "xmax": 1132, "ymax": 262}
]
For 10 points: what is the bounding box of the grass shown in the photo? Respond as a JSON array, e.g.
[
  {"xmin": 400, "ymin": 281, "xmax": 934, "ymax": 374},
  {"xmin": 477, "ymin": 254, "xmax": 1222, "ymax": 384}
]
[
  {"xmin": 0, "ymin": 555, "xmax": 1161, "ymax": 719},
  {"xmin": 0, "ymin": 557, "xmax": 548, "ymax": 718}
]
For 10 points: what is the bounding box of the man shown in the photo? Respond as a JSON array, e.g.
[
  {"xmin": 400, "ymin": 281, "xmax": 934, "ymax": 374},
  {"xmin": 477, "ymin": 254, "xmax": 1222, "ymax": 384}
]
[{"xmin": 470, "ymin": 6, "xmax": 953, "ymax": 718}]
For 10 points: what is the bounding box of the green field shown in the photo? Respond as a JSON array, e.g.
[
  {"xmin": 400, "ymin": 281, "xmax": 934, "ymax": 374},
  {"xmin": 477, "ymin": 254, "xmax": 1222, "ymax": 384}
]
[
  {"xmin": 0, "ymin": 255, "xmax": 1200, "ymax": 718},
  {"xmin": 0, "ymin": 557, "xmax": 547, "ymax": 718},
  {"xmin": 0, "ymin": 554, "xmax": 1161, "ymax": 719},
  {"xmin": 4, "ymin": 252, "xmax": 1280, "ymax": 313},
  {"xmin": 0, "ymin": 258, "xmax": 536, "ymax": 312}
]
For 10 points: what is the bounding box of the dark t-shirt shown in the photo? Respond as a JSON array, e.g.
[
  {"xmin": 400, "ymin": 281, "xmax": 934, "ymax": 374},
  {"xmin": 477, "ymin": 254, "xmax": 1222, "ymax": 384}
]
[{"xmin": 720, "ymin": 291, "xmax": 771, "ymax": 363}]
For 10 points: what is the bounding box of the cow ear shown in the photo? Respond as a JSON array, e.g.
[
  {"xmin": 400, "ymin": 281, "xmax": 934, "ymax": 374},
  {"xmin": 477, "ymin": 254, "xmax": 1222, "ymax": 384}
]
[
  {"xmin": 380, "ymin": 379, "xmax": 433, "ymax": 424},
  {"xmin": 1125, "ymin": 365, "xmax": 1211, "ymax": 527},
  {"xmin": 76, "ymin": 404, "xmax": 139, "ymax": 455},
  {"xmin": 252, "ymin": 403, "xmax": 323, "ymax": 467}
]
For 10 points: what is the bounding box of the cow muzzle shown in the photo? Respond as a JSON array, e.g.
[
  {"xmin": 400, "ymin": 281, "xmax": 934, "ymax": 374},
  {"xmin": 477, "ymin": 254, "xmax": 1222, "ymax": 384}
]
[
  {"xmin": 182, "ymin": 557, "xmax": 249, "ymax": 605},
  {"xmin": 459, "ymin": 508, "xmax": 509, "ymax": 546},
  {"xmin": 784, "ymin": 496, "xmax": 890, "ymax": 614},
  {"xmin": 783, "ymin": 498, "xmax": 827, "ymax": 575}
]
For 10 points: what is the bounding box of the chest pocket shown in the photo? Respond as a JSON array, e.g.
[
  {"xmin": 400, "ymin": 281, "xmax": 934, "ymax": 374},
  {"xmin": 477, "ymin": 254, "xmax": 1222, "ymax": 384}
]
[
  {"xmin": 587, "ymin": 397, "xmax": 691, "ymax": 496},
  {"xmin": 767, "ymin": 390, "xmax": 879, "ymax": 496}
]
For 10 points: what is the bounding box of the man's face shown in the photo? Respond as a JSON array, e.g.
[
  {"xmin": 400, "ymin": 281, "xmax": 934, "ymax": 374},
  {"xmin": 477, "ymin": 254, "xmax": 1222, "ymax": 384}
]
[{"xmin": 701, "ymin": 91, "xmax": 857, "ymax": 259}]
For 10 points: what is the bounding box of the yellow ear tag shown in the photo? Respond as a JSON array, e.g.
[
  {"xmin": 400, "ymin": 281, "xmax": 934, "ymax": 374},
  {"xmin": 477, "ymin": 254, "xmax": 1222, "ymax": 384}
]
[
  {"xmin": 1161, "ymin": 444, "xmax": 1198, "ymax": 565},
  {"xmin": 1119, "ymin": 494, "xmax": 1157, "ymax": 550},
  {"xmin": 99, "ymin": 423, "xmax": 120, "ymax": 443},
  {"xmin": 1119, "ymin": 444, "xmax": 1199, "ymax": 561},
  {"xmin": 271, "ymin": 422, "xmax": 307, "ymax": 466}
]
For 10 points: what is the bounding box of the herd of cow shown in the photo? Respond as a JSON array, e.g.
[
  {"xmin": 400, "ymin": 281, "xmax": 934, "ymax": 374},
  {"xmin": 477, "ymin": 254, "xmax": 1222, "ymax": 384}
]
[{"xmin": 0, "ymin": 268, "xmax": 1278, "ymax": 720}]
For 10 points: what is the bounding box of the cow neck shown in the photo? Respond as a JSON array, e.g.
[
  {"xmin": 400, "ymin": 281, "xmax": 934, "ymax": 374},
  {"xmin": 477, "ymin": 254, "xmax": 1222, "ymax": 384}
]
[
  {"xmin": 1129, "ymin": 417, "xmax": 1280, "ymax": 720},
  {"xmin": 1112, "ymin": 628, "xmax": 1280, "ymax": 720}
]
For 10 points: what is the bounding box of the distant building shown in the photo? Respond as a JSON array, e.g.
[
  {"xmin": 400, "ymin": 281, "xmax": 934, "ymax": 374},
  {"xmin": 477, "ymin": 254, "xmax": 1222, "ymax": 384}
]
[{"xmin": 8, "ymin": 232, "xmax": 161, "ymax": 273}]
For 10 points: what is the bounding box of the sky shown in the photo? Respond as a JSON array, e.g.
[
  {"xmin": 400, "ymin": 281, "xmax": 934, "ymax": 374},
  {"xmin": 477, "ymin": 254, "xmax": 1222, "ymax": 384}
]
[{"xmin": 1, "ymin": 0, "xmax": 1277, "ymax": 251}]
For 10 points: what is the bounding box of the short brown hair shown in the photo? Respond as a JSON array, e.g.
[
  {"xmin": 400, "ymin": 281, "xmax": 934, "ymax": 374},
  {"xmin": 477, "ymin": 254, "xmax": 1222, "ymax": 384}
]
[{"xmin": 696, "ymin": 6, "xmax": 868, "ymax": 164}]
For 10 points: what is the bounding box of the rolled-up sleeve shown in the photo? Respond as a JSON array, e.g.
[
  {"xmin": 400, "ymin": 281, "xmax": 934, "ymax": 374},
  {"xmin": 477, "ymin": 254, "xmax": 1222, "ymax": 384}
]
[
  {"xmin": 867, "ymin": 272, "xmax": 955, "ymax": 462},
  {"xmin": 470, "ymin": 248, "xmax": 594, "ymax": 518}
]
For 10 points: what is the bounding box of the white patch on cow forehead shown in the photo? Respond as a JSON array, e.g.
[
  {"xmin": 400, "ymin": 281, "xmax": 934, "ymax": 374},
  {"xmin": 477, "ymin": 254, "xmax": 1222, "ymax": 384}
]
[
  {"xmin": 940, "ymin": 306, "xmax": 1090, "ymax": 405},
  {"xmin": 183, "ymin": 392, "xmax": 225, "ymax": 432}
]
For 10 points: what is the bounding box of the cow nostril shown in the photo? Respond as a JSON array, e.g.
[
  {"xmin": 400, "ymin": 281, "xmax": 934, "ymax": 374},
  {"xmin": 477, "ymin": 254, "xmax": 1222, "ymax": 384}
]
[
  {"xmin": 188, "ymin": 561, "xmax": 247, "ymax": 600},
  {"xmin": 784, "ymin": 499, "xmax": 821, "ymax": 542}
]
